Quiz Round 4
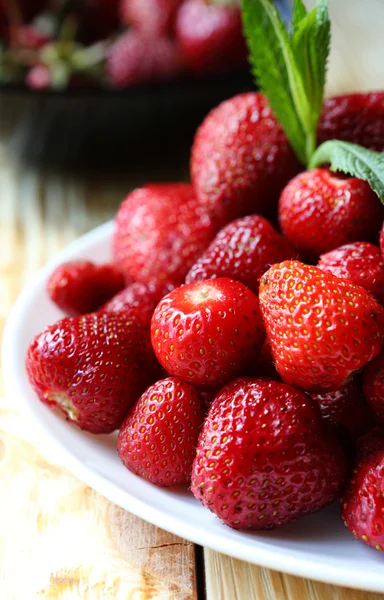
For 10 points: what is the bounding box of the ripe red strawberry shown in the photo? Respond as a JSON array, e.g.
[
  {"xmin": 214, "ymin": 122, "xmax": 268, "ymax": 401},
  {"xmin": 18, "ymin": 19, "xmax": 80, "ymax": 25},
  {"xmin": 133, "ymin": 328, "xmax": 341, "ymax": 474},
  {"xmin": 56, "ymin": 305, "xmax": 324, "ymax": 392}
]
[
  {"xmin": 175, "ymin": 0, "xmax": 246, "ymax": 74},
  {"xmin": 107, "ymin": 31, "xmax": 183, "ymax": 88},
  {"xmin": 342, "ymin": 428, "xmax": 384, "ymax": 551},
  {"xmin": 26, "ymin": 312, "xmax": 152, "ymax": 434},
  {"xmin": 191, "ymin": 92, "xmax": 300, "ymax": 228},
  {"xmin": 102, "ymin": 280, "xmax": 175, "ymax": 325},
  {"xmin": 317, "ymin": 242, "xmax": 384, "ymax": 305},
  {"xmin": 120, "ymin": 0, "xmax": 181, "ymax": 35},
  {"xmin": 114, "ymin": 184, "xmax": 214, "ymax": 285},
  {"xmin": 151, "ymin": 278, "xmax": 264, "ymax": 389},
  {"xmin": 363, "ymin": 351, "xmax": 384, "ymax": 422},
  {"xmin": 259, "ymin": 261, "xmax": 384, "ymax": 393},
  {"xmin": 318, "ymin": 92, "xmax": 384, "ymax": 152},
  {"xmin": 118, "ymin": 377, "xmax": 206, "ymax": 486},
  {"xmin": 278, "ymin": 169, "xmax": 384, "ymax": 261},
  {"xmin": 47, "ymin": 261, "xmax": 125, "ymax": 316},
  {"xmin": 191, "ymin": 377, "xmax": 347, "ymax": 530},
  {"xmin": 186, "ymin": 215, "xmax": 296, "ymax": 293},
  {"xmin": 311, "ymin": 381, "xmax": 373, "ymax": 441}
]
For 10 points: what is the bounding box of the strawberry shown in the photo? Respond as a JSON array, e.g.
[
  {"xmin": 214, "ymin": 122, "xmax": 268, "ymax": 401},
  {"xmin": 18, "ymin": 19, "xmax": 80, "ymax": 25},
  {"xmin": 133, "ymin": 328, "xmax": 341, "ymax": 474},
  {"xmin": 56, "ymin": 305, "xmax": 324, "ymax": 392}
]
[
  {"xmin": 311, "ymin": 381, "xmax": 373, "ymax": 441},
  {"xmin": 120, "ymin": 0, "xmax": 181, "ymax": 36},
  {"xmin": 363, "ymin": 351, "xmax": 384, "ymax": 422},
  {"xmin": 191, "ymin": 92, "xmax": 300, "ymax": 229},
  {"xmin": 151, "ymin": 278, "xmax": 264, "ymax": 389},
  {"xmin": 342, "ymin": 427, "xmax": 384, "ymax": 551},
  {"xmin": 47, "ymin": 261, "xmax": 125, "ymax": 316},
  {"xmin": 118, "ymin": 377, "xmax": 206, "ymax": 486},
  {"xmin": 318, "ymin": 92, "xmax": 384, "ymax": 152},
  {"xmin": 26, "ymin": 312, "xmax": 152, "ymax": 434},
  {"xmin": 278, "ymin": 168, "xmax": 384, "ymax": 261},
  {"xmin": 259, "ymin": 261, "xmax": 384, "ymax": 393},
  {"xmin": 175, "ymin": 0, "xmax": 246, "ymax": 74},
  {"xmin": 186, "ymin": 215, "xmax": 296, "ymax": 293},
  {"xmin": 191, "ymin": 377, "xmax": 347, "ymax": 530},
  {"xmin": 317, "ymin": 242, "xmax": 384, "ymax": 305},
  {"xmin": 102, "ymin": 280, "xmax": 175, "ymax": 325},
  {"xmin": 113, "ymin": 183, "xmax": 215, "ymax": 286},
  {"xmin": 107, "ymin": 31, "xmax": 183, "ymax": 88}
]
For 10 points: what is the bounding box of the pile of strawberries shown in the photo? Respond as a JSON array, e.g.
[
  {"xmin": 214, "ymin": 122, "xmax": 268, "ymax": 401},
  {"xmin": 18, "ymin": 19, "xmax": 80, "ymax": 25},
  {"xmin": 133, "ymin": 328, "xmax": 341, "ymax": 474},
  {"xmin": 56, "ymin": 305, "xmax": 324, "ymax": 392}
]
[
  {"xmin": 0, "ymin": 0, "xmax": 247, "ymax": 90},
  {"xmin": 25, "ymin": 83, "xmax": 384, "ymax": 551}
]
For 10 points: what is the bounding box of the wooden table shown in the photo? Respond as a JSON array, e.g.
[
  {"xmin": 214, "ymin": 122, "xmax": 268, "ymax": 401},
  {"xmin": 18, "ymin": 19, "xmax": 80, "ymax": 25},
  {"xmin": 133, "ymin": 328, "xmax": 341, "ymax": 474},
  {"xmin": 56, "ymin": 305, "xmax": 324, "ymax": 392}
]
[{"xmin": 1, "ymin": 1, "xmax": 384, "ymax": 598}]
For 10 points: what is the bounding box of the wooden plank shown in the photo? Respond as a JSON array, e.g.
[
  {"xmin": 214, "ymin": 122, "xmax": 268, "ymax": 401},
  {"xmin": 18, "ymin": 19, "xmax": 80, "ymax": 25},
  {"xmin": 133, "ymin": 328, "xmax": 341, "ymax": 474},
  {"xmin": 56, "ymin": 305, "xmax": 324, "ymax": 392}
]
[{"xmin": 0, "ymin": 125, "xmax": 197, "ymax": 599}]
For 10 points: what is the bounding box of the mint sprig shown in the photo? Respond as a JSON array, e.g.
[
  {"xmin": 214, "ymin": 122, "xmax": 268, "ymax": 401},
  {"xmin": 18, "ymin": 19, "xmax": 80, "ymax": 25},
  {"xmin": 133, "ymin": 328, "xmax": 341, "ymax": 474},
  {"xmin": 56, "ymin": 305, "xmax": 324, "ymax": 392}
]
[
  {"xmin": 241, "ymin": 0, "xmax": 330, "ymax": 166},
  {"xmin": 309, "ymin": 141, "xmax": 384, "ymax": 202}
]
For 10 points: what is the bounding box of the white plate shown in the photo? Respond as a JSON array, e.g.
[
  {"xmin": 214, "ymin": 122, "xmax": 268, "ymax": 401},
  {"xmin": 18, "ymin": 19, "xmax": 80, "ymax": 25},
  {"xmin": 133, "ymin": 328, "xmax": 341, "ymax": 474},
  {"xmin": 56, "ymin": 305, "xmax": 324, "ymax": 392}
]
[{"xmin": 3, "ymin": 221, "xmax": 384, "ymax": 593}]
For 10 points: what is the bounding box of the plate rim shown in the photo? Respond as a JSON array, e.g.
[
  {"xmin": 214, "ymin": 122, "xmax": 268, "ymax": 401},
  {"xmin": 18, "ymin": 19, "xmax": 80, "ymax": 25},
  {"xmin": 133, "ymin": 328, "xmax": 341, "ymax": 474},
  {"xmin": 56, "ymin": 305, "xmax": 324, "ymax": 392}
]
[{"xmin": 3, "ymin": 220, "xmax": 383, "ymax": 593}]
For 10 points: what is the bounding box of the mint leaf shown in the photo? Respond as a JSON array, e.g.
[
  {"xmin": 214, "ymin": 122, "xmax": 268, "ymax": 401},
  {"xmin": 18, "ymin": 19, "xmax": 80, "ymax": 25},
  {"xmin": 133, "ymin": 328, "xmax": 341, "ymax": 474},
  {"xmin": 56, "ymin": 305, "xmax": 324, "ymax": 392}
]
[
  {"xmin": 241, "ymin": 0, "xmax": 331, "ymax": 166},
  {"xmin": 309, "ymin": 141, "xmax": 384, "ymax": 202}
]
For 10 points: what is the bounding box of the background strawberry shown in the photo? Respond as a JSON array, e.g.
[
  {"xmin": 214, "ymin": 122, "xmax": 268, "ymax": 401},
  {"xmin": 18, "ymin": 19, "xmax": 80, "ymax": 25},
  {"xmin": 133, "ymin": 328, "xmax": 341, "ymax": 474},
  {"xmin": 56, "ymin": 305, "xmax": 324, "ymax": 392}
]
[
  {"xmin": 120, "ymin": 0, "xmax": 181, "ymax": 36},
  {"xmin": 118, "ymin": 377, "xmax": 206, "ymax": 486},
  {"xmin": 259, "ymin": 261, "xmax": 384, "ymax": 393},
  {"xmin": 186, "ymin": 215, "xmax": 296, "ymax": 293},
  {"xmin": 318, "ymin": 92, "xmax": 384, "ymax": 152},
  {"xmin": 26, "ymin": 312, "xmax": 151, "ymax": 434},
  {"xmin": 175, "ymin": 0, "xmax": 246, "ymax": 74},
  {"xmin": 278, "ymin": 168, "xmax": 384, "ymax": 261},
  {"xmin": 191, "ymin": 92, "xmax": 300, "ymax": 229},
  {"xmin": 363, "ymin": 351, "xmax": 384, "ymax": 422},
  {"xmin": 317, "ymin": 242, "xmax": 384, "ymax": 305},
  {"xmin": 47, "ymin": 260, "xmax": 125, "ymax": 316},
  {"xmin": 102, "ymin": 280, "xmax": 175, "ymax": 325},
  {"xmin": 192, "ymin": 377, "xmax": 347, "ymax": 530},
  {"xmin": 151, "ymin": 278, "xmax": 264, "ymax": 389},
  {"xmin": 113, "ymin": 183, "xmax": 215, "ymax": 286}
]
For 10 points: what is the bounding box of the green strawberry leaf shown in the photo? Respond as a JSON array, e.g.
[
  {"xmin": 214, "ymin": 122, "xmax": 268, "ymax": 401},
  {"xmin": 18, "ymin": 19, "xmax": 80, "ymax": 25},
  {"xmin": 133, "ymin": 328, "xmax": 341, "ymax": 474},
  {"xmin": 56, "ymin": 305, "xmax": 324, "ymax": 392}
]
[
  {"xmin": 241, "ymin": 0, "xmax": 331, "ymax": 166},
  {"xmin": 309, "ymin": 140, "xmax": 384, "ymax": 202}
]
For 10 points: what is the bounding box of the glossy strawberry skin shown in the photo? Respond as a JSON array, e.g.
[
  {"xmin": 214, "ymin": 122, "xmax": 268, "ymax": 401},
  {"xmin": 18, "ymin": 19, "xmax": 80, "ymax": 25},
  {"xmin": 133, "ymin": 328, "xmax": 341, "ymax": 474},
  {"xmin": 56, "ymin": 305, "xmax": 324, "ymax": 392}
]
[
  {"xmin": 186, "ymin": 215, "xmax": 296, "ymax": 293},
  {"xmin": 342, "ymin": 429, "xmax": 384, "ymax": 551},
  {"xmin": 102, "ymin": 280, "xmax": 175, "ymax": 325},
  {"xmin": 151, "ymin": 278, "xmax": 264, "ymax": 389},
  {"xmin": 118, "ymin": 377, "xmax": 206, "ymax": 486},
  {"xmin": 26, "ymin": 313, "xmax": 152, "ymax": 434},
  {"xmin": 363, "ymin": 351, "xmax": 384, "ymax": 422},
  {"xmin": 318, "ymin": 92, "xmax": 384, "ymax": 152},
  {"xmin": 259, "ymin": 261, "xmax": 384, "ymax": 393},
  {"xmin": 175, "ymin": 0, "xmax": 246, "ymax": 74},
  {"xmin": 191, "ymin": 377, "xmax": 347, "ymax": 530},
  {"xmin": 114, "ymin": 184, "xmax": 215, "ymax": 285},
  {"xmin": 191, "ymin": 92, "xmax": 300, "ymax": 229},
  {"xmin": 279, "ymin": 169, "xmax": 384, "ymax": 261},
  {"xmin": 47, "ymin": 261, "xmax": 125, "ymax": 316},
  {"xmin": 120, "ymin": 0, "xmax": 181, "ymax": 35},
  {"xmin": 318, "ymin": 242, "xmax": 384, "ymax": 305}
]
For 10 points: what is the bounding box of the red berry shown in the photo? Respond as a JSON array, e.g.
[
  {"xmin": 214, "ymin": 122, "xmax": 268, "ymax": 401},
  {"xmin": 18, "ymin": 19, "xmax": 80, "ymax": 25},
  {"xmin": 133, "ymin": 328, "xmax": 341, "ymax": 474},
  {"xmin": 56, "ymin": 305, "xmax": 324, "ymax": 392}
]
[
  {"xmin": 279, "ymin": 169, "xmax": 383, "ymax": 261},
  {"xmin": 318, "ymin": 242, "xmax": 384, "ymax": 305},
  {"xmin": 186, "ymin": 215, "xmax": 296, "ymax": 293},
  {"xmin": 113, "ymin": 183, "xmax": 215, "ymax": 286},
  {"xmin": 191, "ymin": 92, "xmax": 300, "ymax": 229},
  {"xmin": 118, "ymin": 377, "xmax": 206, "ymax": 486},
  {"xmin": 151, "ymin": 278, "xmax": 264, "ymax": 389},
  {"xmin": 192, "ymin": 377, "xmax": 347, "ymax": 530},
  {"xmin": 47, "ymin": 261, "xmax": 125, "ymax": 316},
  {"xmin": 259, "ymin": 261, "xmax": 384, "ymax": 393},
  {"xmin": 175, "ymin": 0, "xmax": 246, "ymax": 74},
  {"xmin": 363, "ymin": 351, "xmax": 384, "ymax": 422},
  {"xmin": 26, "ymin": 313, "xmax": 151, "ymax": 434},
  {"xmin": 342, "ymin": 428, "xmax": 384, "ymax": 551},
  {"xmin": 102, "ymin": 280, "xmax": 175, "ymax": 325},
  {"xmin": 318, "ymin": 92, "xmax": 384, "ymax": 152},
  {"xmin": 120, "ymin": 0, "xmax": 181, "ymax": 35}
]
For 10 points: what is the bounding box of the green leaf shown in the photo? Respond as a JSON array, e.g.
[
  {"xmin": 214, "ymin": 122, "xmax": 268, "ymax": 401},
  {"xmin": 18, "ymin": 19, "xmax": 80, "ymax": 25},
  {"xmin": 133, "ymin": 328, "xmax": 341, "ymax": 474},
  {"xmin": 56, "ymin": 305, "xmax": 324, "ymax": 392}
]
[
  {"xmin": 241, "ymin": 0, "xmax": 331, "ymax": 166},
  {"xmin": 309, "ymin": 140, "xmax": 384, "ymax": 202}
]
